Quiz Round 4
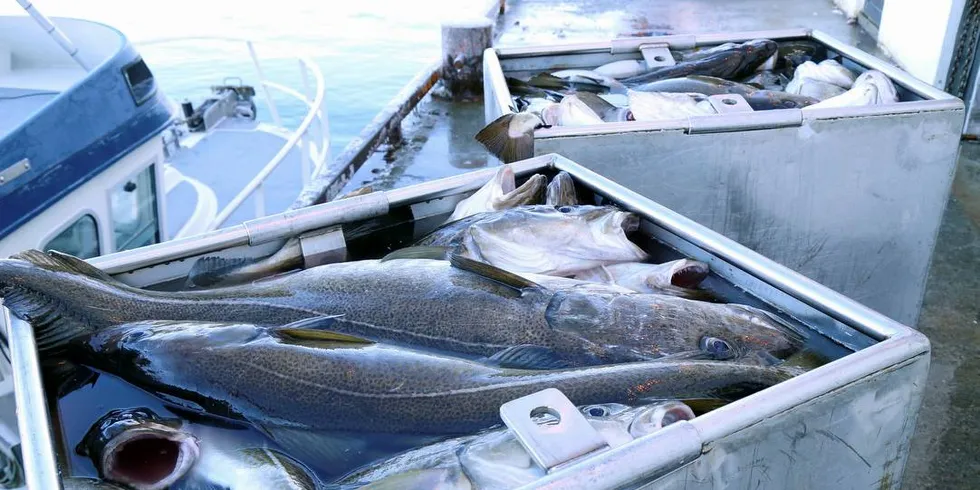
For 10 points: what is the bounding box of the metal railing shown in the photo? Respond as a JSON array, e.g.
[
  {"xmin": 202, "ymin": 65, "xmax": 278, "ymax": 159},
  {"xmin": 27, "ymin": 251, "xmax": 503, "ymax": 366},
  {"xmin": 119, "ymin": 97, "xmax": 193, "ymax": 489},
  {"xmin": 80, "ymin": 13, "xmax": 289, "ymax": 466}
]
[{"xmin": 137, "ymin": 37, "xmax": 331, "ymax": 230}]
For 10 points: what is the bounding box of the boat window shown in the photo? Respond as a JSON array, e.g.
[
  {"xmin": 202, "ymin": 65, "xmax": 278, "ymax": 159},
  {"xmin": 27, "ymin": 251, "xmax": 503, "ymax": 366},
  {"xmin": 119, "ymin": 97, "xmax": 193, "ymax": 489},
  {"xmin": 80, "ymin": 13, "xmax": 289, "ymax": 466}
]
[
  {"xmin": 122, "ymin": 57, "xmax": 157, "ymax": 105},
  {"xmin": 111, "ymin": 165, "xmax": 160, "ymax": 252},
  {"xmin": 44, "ymin": 215, "xmax": 100, "ymax": 259}
]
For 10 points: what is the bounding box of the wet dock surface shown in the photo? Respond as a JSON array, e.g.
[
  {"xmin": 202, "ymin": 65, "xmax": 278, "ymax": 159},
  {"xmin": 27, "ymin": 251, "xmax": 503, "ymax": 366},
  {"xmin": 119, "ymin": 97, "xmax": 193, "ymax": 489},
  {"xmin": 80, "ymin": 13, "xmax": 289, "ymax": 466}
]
[{"xmin": 340, "ymin": 1, "xmax": 977, "ymax": 487}]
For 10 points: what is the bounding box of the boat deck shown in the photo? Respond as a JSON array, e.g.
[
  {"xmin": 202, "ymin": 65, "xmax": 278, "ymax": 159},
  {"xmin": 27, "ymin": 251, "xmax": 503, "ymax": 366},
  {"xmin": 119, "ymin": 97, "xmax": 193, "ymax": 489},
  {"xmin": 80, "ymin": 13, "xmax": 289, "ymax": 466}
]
[
  {"xmin": 165, "ymin": 117, "xmax": 304, "ymax": 238},
  {"xmin": 335, "ymin": 1, "xmax": 978, "ymax": 488},
  {"xmin": 0, "ymin": 88, "xmax": 57, "ymax": 139}
]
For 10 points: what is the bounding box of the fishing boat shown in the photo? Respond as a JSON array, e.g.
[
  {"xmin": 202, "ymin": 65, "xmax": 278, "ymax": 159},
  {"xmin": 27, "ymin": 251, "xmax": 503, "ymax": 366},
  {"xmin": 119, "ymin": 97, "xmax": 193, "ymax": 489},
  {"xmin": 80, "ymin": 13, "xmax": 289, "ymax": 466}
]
[
  {"xmin": 0, "ymin": 6, "xmax": 329, "ymax": 261},
  {"xmin": 0, "ymin": 3, "xmax": 329, "ymax": 486}
]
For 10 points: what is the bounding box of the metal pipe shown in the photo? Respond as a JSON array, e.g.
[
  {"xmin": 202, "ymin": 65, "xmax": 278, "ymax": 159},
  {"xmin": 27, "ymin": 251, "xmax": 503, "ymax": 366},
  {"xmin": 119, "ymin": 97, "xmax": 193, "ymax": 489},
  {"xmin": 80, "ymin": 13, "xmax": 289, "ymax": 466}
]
[
  {"xmin": 3, "ymin": 311, "xmax": 61, "ymax": 490},
  {"xmin": 254, "ymin": 182, "xmax": 266, "ymax": 218},
  {"xmin": 15, "ymin": 0, "xmax": 90, "ymax": 71},
  {"xmin": 246, "ymin": 40, "xmax": 283, "ymax": 127},
  {"xmin": 208, "ymin": 55, "xmax": 326, "ymax": 230}
]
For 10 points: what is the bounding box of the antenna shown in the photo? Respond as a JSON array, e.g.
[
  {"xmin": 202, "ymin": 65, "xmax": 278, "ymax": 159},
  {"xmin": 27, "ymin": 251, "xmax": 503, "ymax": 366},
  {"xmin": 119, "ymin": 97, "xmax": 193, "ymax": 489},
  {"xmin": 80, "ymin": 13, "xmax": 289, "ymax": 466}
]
[{"xmin": 15, "ymin": 0, "xmax": 91, "ymax": 71}]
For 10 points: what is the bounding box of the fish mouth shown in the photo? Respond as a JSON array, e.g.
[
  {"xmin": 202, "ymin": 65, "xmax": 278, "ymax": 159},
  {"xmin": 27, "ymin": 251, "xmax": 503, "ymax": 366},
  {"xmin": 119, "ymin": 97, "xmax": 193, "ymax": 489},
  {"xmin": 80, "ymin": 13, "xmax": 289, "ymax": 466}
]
[
  {"xmin": 628, "ymin": 401, "xmax": 696, "ymax": 438},
  {"xmin": 614, "ymin": 211, "xmax": 641, "ymax": 234},
  {"xmin": 102, "ymin": 429, "xmax": 200, "ymax": 490}
]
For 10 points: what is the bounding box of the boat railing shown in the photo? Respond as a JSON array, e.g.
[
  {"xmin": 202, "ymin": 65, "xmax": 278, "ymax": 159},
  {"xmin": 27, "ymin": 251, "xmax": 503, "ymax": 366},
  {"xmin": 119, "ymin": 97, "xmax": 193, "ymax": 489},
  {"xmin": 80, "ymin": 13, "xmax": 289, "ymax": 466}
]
[{"xmin": 137, "ymin": 36, "xmax": 331, "ymax": 231}]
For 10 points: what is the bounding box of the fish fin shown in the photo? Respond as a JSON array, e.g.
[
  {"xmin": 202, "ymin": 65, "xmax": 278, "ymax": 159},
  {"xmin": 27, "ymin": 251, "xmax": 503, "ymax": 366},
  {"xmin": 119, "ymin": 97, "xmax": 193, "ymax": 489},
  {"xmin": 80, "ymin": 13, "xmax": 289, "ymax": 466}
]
[
  {"xmin": 0, "ymin": 287, "xmax": 93, "ymax": 356},
  {"xmin": 474, "ymin": 114, "xmax": 536, "ymax": 164},
  {"xmin": 185, "ymin": 256, "xmax": 254, "ymax": 288},
  {"xmin": 274, "ymin": 316, "xmax": 373, "ymax": 344},
  {"xmin": 670, "ymin": 260, "xmax": 710, "ymax": 288},
  {"xmin": 40, "ymin": 359, "xmax": 99, "ymax": 399},
  {"xmin": 379, "ymin": 246, "xmax": 452, "ymax": 262},
  {"xmin": 484, "ymin": 345, "xmax": 574, "ymax": 370},
  {"xmin": 11, "ymin": 250, "xmax": 119, "ymax": 285},
  {"xmin": 575, "ymin": 92, "xmax": 617, "ymax": 116},
  {"xmin": 527, "ymin": 73, "xmax": 571, "ymax": 90},
  {"xmin": 448, "ymin": 254, "xmax": 543, "ymax": 292}
]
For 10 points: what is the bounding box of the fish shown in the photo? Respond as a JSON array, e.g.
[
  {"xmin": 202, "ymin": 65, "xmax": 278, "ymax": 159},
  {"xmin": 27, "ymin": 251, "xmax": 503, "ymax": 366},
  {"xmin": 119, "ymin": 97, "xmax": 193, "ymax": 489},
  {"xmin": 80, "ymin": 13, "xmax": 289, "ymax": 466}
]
[
  {"xmin": 571, "ymin": 259, "xmax": 711, "ymax": 297},
  {"xmin": 545, "ymin": 171, "xmax": 578, "ymax": 207},
  {"xmin": 527, "ymin": 70, "xmax": 627, "ymax": 94},
  {"xmin": 785, "ymin": 60, "xmax": 856, "ymax": 100},
  {"xmin": 854, "ymin": 70, "xmax": 899, "ymax": 104},
  {"xmin": 474, "ymin": 112, "xmax": 547, "ymax": 163},
  {"xmin": 621, "ymin": 40, "xmax": 778, "ymax": 85},
  {"xmin": 412, "ymin": 205, "xmax": 649, "ymax": 276},
  {"xmin": 0, "ymin": 249, "xmax": 804, "ymax": 368},
  {"xmin": 594, "ymin": 59, "xmax": 648, "ymax": 79},
  {"xmin": 34, "ymin": 318, "xmax": 795, "ymax": 476},
  {"xmin": 740, "ymin": 71, "xmax": 791, "ymax": 91},
  {"xmin": 803, "ymin": 82, "xmax": 879, "ymax": 109},
  {"xmin": 573, "ymin": 92, "xmax": 632, "ymax": 122},
  {"xmin": 555, "ymin": 94, "xmax": 605, "ymax": 126},
  {"xmin": 505, "ymin": 77, "xmax": 564, "ymax": 101},
  {"xmin": 178, "ymin": 428, "xmax": 321, "ymax": 490},
  {"xmin": 76, "ymin": 407, "xmax": 200, "ymax": 490},
  {"xmin": 338, "ymin": 401, "xmax": 695, "ymax": 489},
  {"xmin": 185, "ymin": 237, "xmax": 304, "ymax": 289},
  {"xmin": 447, "ymin": 166, "xmax": 546, "ymax": 222},
  {"xmin": 776, "ymin": 40, "xmax": 826, "ymax": 71},
  {"xmin": 632, "ymin": 76, "xmax": 818, "ymax": 110},
  {"xmin": 675, "ymin": 42, "xmax": 739, "ymax": 62},
  {"xmin": 627, "ymin": 90, "xmax": 716, "ymax": 121},
  {"xmin": 62, "ymin": 478, "xmax": 131, "ymax": 490}
]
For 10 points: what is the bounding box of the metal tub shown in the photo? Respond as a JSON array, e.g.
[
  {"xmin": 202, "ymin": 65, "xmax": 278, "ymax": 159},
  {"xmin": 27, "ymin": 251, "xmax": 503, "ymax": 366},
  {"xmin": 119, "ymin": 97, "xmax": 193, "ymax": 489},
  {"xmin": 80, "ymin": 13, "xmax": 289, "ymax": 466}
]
[
  {"xmin": 2, "ymin": 154, "xmax": 928, "ymax": 489},
  {"xmin": 483, "ymin": 29, "xmax": 964, "ymax": 326}
]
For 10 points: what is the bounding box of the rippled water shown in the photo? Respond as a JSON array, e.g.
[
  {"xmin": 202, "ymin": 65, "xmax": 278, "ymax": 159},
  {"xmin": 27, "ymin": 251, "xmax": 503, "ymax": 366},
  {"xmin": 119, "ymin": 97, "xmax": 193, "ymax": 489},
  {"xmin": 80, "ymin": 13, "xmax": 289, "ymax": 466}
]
[{"xmin": 0, "ymin": 0, "xmax": 484, "ymax": 154}]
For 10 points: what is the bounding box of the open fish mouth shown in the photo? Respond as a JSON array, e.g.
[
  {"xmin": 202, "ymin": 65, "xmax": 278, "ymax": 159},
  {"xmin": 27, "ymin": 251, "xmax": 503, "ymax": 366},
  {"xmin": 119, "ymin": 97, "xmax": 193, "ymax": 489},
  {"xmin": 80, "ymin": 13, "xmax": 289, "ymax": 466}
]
[{"xmin": 101, "ymin": 428, "xmax": 200, "ymax": 490}]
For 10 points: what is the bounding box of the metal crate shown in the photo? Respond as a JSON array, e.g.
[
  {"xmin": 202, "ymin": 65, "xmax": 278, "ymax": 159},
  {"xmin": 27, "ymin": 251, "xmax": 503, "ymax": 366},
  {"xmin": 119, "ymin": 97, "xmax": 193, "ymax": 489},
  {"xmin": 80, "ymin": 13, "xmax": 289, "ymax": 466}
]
[
  {"xmin": 484, "ymin": 28, "xmax": 965, "ymax": 327},
  {"xmin": 3, "ymin": 154, "xmax": 929, "ymax": 489}
]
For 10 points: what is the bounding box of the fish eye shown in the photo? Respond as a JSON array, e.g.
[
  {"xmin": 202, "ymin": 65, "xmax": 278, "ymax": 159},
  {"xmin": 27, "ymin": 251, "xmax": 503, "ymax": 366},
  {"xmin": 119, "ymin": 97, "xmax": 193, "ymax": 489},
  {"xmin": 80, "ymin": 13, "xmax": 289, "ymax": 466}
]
[
  {"xmin": 558, "ymin": 206, "xmax": 573, "ymax": 213},
  {"xmin": 782, "ymin": 100, "xmax": 797, "ymax": 108},
  {"xmin": 584, "ymin": 405, "xmax": 609, "ymax": 417},
  {"xmin": 699, "ymin": 336, "xmax": 735, "ymax": 360},
  {"xmin": 124, "ymin": 330, "xmax": 148, "ymax": 342}
]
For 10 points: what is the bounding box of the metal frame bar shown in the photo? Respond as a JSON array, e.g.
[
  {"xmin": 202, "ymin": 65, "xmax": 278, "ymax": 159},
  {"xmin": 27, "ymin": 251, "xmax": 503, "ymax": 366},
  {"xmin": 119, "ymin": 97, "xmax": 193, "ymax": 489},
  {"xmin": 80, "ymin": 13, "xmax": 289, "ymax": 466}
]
[{"xmin": 2, "ymin": 153, "xmax": 928, "ymax": 488}]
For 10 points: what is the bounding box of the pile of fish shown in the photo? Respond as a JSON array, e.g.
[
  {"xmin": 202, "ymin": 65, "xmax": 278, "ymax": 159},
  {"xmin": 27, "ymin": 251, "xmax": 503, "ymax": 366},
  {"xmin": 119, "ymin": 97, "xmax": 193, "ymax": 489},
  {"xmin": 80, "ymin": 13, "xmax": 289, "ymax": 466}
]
[
  {"xmin": 476, "ymin": 38, "xmax": 901, "ymax": 162},
  {"xmin": 0, "ymin": 165, "xmax": 810, "ymax": 489}
]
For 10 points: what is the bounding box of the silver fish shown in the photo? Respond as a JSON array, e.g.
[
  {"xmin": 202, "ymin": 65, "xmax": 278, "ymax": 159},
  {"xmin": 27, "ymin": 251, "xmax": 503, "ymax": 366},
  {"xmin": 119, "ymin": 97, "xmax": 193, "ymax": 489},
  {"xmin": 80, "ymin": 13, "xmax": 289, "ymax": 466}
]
[
  {"xmin": 545, "ymin": 171, "xmax": 578, "ymax": 207},
  {"xmin": 628, "ymin": 90, "xmax": 716, "ymax": 121},
  {"xmin": 0, "ymin": 249, "xmax": 804, "ymax": 367},
  {"xmin": 556, "ymin": 94, "xmax": 604, "ymax": 126},
  {"xmin": 447, "ymin": 166, "xmax": 546, "ymax": 222},
  {"xmin": 415, "ymin": 205, "xmax": 649, "ymax": 276},
  {"xmin": 571, "ymin": 259, "xmax": 710, "ymax": 297},
  {"xmin": 77, "ymin": 408, "xmax": 200, "ymax": 490},
  {"xmin": 178, "ymin": 427, "xmax": 320, "ymax": 490},
  {"xmin": 594, "ymin": 59, "xmax": 648, "ymax": 79},
  {"xmin": 339, "ymin": 401, "xmax": 695, "ymax": 490}
]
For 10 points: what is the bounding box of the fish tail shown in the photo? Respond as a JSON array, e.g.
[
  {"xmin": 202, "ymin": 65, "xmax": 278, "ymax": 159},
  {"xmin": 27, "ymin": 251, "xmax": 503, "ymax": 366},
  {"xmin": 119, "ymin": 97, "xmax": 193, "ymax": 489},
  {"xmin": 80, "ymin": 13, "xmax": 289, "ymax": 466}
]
[
  {"xmin": 474, "ymin": 113, "xmax": 535, "ymax": 163},
  {"xmin": 0, "ymin": 250, "xmax": 128, "ymax": 355}
]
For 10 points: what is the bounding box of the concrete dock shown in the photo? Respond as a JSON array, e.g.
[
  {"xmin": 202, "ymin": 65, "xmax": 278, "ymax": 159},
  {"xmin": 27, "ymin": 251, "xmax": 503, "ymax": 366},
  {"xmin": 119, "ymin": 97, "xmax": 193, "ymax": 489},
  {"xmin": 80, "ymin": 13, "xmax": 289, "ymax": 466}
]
[{"xmin": 340, "ymin": 1, "xmax": 979, "ymax": 487}]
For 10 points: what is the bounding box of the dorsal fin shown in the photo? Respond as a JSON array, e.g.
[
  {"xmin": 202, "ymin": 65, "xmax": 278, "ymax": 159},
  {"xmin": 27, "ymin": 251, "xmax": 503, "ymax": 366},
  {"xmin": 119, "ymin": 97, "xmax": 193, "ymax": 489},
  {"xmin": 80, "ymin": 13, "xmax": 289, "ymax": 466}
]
[
  {"xmin": 448, "ymin": 254, "xmax": 543, "ymax": 292},
  {"xmin": 379, "ymin": 246, "xmax": 451, "ymax": 262},
  {"xmin": 10, "ymin": 249, "xmax": 119, "ymax": 284},
  {"xmin": 274, "ymin": 315, "xmax": 373, "ymax": 344}
]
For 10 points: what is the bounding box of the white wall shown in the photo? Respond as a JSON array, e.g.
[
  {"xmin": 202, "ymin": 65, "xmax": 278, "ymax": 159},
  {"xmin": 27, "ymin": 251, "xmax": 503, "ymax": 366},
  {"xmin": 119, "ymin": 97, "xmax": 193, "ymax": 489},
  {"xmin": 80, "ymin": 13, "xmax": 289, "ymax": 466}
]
[{"xmin": 877, "ymin": 0, "xmax": 967, "ymax": 88}]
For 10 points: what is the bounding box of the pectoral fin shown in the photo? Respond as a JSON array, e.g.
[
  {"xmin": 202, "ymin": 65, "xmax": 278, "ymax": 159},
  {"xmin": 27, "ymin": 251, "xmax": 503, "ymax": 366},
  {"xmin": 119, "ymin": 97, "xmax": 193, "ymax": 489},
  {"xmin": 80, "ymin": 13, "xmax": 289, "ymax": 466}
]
[{"xmin": 274, "ymin": 316, "xmax": 373, "ymax": 344}]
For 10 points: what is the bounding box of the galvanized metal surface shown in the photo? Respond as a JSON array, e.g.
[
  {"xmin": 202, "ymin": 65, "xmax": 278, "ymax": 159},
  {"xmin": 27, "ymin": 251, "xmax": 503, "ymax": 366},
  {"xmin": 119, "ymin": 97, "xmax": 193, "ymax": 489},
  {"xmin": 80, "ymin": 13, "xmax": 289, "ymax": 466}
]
[
  {"xmin": 485, "ymin": 30, "xmax": 965, "ymax": 326},
  {"xmin": 1, "ymin": 154, "xmax": 931, "ymax": 489},
  {"xmin": 500, "ymin": 388, "xmax": 608, "ymax": 471}
]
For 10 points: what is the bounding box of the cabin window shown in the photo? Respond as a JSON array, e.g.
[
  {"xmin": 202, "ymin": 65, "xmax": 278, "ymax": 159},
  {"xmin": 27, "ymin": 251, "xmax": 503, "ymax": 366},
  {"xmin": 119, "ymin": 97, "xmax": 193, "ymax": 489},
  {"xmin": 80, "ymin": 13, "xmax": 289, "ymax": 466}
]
[
  {"xmin": 122, "ymin": 57, "xmax": 156, "ymax": 105},
  {"xmin": 111, "ymin": 165, "xmax": 160, "ymax": 252},
  {"xmin": 44, "ymin": 214, "xmax": 100, "ymax": 259}
]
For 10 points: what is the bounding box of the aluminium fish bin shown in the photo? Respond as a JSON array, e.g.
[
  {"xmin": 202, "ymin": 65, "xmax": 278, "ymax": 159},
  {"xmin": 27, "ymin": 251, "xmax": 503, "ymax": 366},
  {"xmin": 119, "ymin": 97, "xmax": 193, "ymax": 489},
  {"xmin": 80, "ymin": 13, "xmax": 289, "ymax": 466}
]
[
  {"xmin": 483, "ymin": 28, "xmax": 965, "ymax": 327},
  {"xmin": 2, "ymin": 154, "xmax": 929, "ymax": 489}
]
